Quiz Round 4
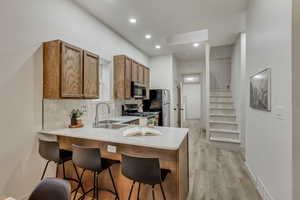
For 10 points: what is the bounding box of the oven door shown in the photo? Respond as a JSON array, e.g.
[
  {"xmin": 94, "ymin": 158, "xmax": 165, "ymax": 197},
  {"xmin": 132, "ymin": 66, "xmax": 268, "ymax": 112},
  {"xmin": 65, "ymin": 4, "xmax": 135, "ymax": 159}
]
[{"xmin": 132, "ymin": 82, "xmax": 146, "ymax": 99}]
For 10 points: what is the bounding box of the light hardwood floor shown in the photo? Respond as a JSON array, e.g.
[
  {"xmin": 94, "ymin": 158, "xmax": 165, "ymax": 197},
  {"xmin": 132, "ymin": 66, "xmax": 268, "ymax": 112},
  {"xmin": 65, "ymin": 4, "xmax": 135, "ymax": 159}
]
[{"xmin": 185, "ymin": 120, "xmax": 262, "ymax": 200}]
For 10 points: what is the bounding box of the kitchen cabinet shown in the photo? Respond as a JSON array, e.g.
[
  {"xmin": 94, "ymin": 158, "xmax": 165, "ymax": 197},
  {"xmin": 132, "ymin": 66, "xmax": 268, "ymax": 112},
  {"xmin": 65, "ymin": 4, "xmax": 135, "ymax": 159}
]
[
  {"xmin": 143, "ymin": 67, "xmax": 150, "ymax": 99},
  {"xmin": 138, "ymin": 64, "xmax": 144, "ymax": 83},
  {"xmin": 114, "ymin": 55, "xmax": 132, "ymax": 99},
  {"xmin": 43, "ymin": 40, "xmax": 99, "ymax": 99},
  {"xmin": 83, "ymin": 51, "xmax": 100, "ymax": 99},
  {"xmin": 114, "ymin": 55, "xmax": 150, "ymax": 100},
  {"xmin": 124, "ymin": 57, "xmax": 132, "ymax": 99},
  {"xmin": 131, "ymin": 61, "xmax": 138, "ymax": 82}
]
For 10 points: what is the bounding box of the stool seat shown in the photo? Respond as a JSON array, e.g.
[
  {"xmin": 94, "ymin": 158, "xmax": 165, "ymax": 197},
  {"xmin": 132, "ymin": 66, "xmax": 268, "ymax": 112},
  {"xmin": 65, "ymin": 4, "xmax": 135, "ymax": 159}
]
[
  {"xmin": 121, "ymin": 154, "xmax": 170, "ymax": 200},
  {"xmin": 101, "ymin": 158, "xmax": 120, "ymax": 171},
  {"xmin": 38, "ymin": 140, "xmax": 85, "ymax": 195},
  {"xmin": 72, "ymin": 144, "xmax": 120, "ymax": 200},
  {"xmin": 29, "ymin": 178, "xmax": 71, "ymax": 200},
  {"xmin": 58, "ymin": 150, "xmax": 73, "ymax": 164},
  {"xmin": 161, "ymin": 169, "xmax": 171, "ymax": 182}
]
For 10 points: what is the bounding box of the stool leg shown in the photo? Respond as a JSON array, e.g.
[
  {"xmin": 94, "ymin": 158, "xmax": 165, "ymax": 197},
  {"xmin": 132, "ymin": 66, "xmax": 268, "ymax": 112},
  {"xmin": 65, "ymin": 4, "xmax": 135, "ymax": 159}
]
[
  {"xmin": 137, "ymin": 183, "xmax": 141, "ymax": 200},
  {"xmin": 152, "ymin": 185, "xmax": 155, "ymax": 200},
  {"xmin": 56, "ymin": 163, "xmax": 59, "ymax": 178},
  {"xmin": 93, "ymin": 172, "xmax": 96, "ymax": 199},
  {"xmin": 72, "ymin": 163, "xmax": 85, "ymax": 194},
  {"xmin": 40, "ymin": 160, "xmax": 51, "ymax": 180},
  {"xmin": 73, "ymin": 169, "xmax": 86, "ymax": 200},
  {"xmin": 108, "ymin": 168, "xmax": 120, "ymax": 200},
  {"xmin": 128, "ymin": 181, "xmax": 135, "ymax": 200},
  {"xmin": 96, "ymin": 172, "xmax": 99, "ymax": 200},
  {"xmin": 62, "ymin": 162, "xmax": 66, "ymax": 179},
  {"xmin": 159, "ymin": 183, "xmax": 166, "ymax": 200}
]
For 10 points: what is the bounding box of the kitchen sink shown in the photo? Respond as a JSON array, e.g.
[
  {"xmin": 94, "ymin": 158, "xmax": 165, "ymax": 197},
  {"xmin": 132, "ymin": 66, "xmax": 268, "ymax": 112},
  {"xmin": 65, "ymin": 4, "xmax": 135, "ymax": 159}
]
[
  {"xmin": 94, "ymin": 123, "xmax": 127, "ymax": 129},
  {"xmin": 98, "ymin": 120, "xmax": 120, "ymax": 124}
]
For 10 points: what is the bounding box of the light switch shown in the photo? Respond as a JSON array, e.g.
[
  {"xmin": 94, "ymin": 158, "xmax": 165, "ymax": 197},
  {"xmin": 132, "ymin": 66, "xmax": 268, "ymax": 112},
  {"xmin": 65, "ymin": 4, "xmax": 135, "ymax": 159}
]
[
  {"xmin": 273, "ymin": 106, "xmax": 285, "ymax": 120},
  {"xmin": 107, "ymin": 145, "xmax": 117, "ymax": 153}
]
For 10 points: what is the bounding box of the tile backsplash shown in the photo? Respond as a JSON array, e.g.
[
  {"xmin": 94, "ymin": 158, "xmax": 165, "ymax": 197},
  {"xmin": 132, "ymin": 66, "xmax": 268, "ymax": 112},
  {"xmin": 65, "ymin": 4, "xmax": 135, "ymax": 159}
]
[{"xmin": 43, "ymin": 99, "xmax": 141, "ymax": 129}]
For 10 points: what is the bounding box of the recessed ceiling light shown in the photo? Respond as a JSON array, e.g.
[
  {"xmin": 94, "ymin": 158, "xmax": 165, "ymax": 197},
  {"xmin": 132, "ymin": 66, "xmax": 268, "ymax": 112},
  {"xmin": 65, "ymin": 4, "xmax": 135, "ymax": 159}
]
[
  {"xmin": 129, "ymin": 18, "xmax": 137, "ymax": 24},
  {"xmin": 193, "ymin": 43, "xmax": 200, "ymax": 47},
  {"xmin": 155, "ymin": 45, "xmax": 161, "ymax": 49},
  {"xmin": 145, "ymin": 34, "xmax": 152, "ymax": 39}
]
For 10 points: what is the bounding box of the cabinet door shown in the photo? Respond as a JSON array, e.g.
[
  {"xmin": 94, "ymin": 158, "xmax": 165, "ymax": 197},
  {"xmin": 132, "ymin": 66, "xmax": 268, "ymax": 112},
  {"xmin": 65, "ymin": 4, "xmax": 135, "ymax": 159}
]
[
  {"xmin": 131, "ymin": 61, "xmax": 138, "ymax": 82},
  {"xmin": 61, "ymin": 42, "xmax": 83, "ymax": 98},
  {"xmin": 83, "ymin": 51, "xmax": 99, "ymax": 99},
  {"xmin": 125, "ymin": 57, "xmax": 132, "ymax": 99},
  {"xmin": 114, "ymin": 56, "xmax": 125, "ymax": 99},
  {"xmin": 144, "ymin": 67, "xmax": 150, "ymax": 99},
  {"xmin": 138, "ymin": 64, "xmax": 144, "ymax": 83}
]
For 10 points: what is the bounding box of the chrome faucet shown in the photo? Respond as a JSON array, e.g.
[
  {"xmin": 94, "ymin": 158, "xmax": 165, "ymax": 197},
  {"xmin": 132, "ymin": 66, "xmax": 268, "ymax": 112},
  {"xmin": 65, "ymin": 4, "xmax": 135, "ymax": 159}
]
[{"xmin": 94, "ymin": 102, "xmax": 111, "ymax": 127}]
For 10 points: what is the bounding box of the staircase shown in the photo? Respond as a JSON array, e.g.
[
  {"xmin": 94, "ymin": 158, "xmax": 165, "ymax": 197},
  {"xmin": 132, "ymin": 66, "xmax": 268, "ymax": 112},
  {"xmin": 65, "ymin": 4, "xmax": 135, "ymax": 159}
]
[{"xmin": 209, "ymin": 90, "xmax": 240, "ymax": 144}]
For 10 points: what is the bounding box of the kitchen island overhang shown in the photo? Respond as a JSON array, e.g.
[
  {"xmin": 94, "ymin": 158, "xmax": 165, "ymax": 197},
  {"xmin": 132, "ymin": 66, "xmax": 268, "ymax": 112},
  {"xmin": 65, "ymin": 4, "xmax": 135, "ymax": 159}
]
[{"xmin": 39, "ymin": 126, "xmax": 189, "ymax": 200}]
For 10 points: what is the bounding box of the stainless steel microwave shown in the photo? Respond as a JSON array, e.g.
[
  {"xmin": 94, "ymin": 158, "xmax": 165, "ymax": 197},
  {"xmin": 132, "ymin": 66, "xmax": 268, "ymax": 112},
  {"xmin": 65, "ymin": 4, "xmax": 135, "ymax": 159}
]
[{"xmin": 131, "ymin": 82, "xmax": 146, "ymax": 99}]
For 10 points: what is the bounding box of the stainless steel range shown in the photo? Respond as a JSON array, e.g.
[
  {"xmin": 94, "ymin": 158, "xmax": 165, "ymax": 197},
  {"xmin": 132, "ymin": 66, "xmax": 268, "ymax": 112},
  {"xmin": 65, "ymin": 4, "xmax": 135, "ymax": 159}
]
[{"xmin": 122, "ymin": 104, "xmax": 160, "ymax": 117}]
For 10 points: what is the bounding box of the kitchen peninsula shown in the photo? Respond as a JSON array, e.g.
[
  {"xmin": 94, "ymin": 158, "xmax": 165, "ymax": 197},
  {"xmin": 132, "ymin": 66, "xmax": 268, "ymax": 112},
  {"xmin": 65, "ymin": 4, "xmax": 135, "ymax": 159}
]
[{"xmin": 39, "ymin": 125, "xmax": 189, "ymax": 200}]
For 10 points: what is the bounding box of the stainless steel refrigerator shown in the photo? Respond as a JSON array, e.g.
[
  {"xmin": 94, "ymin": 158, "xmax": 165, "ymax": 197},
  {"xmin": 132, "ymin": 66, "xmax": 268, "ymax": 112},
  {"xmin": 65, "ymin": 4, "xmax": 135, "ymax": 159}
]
[{"xmin": 143, "ymin": 89, "xmax": 170, "ymax": 127}]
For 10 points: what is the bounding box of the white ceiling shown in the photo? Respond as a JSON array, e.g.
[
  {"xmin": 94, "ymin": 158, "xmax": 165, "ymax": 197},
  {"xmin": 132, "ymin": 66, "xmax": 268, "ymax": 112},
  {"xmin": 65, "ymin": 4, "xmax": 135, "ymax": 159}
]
[{"xmin": 73, "ymin": 0, "xmax": 247, "ymax": 61}]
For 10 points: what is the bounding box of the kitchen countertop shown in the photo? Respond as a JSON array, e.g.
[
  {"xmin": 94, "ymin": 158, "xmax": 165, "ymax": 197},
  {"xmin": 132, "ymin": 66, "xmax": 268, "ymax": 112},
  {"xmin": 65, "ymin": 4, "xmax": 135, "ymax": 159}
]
[{"xmin": 39, "ymin": 125, "xmax": 189, "ymax": 150}]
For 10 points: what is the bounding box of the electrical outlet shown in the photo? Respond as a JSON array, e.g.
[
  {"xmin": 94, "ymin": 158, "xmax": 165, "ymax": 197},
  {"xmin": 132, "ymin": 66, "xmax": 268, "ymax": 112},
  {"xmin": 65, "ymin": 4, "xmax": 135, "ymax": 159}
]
[
  {"xmin": 107, "ymin": 145, "xmax": 117, "ymax": 153},
  {"xmin": 81, "ymin": 104, "xmax": 88, "ymax": 112}
]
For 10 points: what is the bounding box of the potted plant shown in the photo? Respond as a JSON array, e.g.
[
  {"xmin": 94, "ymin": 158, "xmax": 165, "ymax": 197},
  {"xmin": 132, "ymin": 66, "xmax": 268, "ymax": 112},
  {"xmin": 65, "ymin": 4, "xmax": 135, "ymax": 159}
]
[{"xmin": 69, "ymin": 109, "xmax": 84, "ymax": 126}]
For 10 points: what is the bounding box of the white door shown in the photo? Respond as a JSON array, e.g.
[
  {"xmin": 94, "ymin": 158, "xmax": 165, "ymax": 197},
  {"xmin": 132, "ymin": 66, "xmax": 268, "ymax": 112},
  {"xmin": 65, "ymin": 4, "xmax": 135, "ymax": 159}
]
[{"xmin": 182, "ymin": 83, "xmax": 201, "ymax": 119}]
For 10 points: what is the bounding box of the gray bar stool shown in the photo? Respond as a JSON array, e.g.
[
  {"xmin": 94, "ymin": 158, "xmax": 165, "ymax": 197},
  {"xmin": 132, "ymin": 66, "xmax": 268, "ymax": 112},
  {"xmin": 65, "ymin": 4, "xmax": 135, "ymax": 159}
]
[
  {"xmin": 29, "ymin": 178, "xmax": 71, "ymax": 200},
  {"xmin": 38, "ymin": 140, "xmax": 84, "ymax": 193},
  {"xmin": 72, "ymin": 144, "xmax": 120, "ymax": 200},
  {"xmin": 121, "ymin": 154, "xmax": 171, "ymax": 200}
]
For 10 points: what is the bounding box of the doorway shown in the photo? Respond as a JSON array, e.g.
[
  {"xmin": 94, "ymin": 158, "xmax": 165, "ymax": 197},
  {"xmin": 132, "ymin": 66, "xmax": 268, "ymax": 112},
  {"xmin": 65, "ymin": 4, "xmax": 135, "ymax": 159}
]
[{"xmin": 182, "ymin": 74, "xmax": 201, "ymax": 120}]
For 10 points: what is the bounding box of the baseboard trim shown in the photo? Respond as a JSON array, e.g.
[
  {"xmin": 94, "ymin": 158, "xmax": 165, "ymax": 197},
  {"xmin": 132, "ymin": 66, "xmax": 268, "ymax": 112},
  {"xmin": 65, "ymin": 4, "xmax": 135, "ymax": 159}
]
[
  {"xmin": 18, "ymin": 193, "xmax": 30, "ymax": 200},
  {"xmin": 244, "ymin": 162, "xmax": 274, "ymax": 200}
]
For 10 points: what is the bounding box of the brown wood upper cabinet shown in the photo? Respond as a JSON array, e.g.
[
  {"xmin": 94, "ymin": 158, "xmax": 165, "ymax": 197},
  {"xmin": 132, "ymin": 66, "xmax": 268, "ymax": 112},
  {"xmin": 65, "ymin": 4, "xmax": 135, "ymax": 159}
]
[
  {"xmin": 143, "ymin": 67, "xmax": 150, "ymax": 99},
  {"xmin": 114, "ymin": 55, "xmax": 132, "ymax": 99},
  {"xmin": 83, "ymin": 51, "xmax": 100, "ymax": 99},
  {"xmin": 43, "ymin": 40, "xmax": 100, "ymax": 99},
  {"xmin": 131, "ymin": 61, "xmax": 138, "ymax": 82},
  {"xmin": 138, "ymin": 64, "xmax": 144, "ymax": 83},
  {"xmin": 114, "ymin": 55, "xmax": 150, "ymax": 99}
]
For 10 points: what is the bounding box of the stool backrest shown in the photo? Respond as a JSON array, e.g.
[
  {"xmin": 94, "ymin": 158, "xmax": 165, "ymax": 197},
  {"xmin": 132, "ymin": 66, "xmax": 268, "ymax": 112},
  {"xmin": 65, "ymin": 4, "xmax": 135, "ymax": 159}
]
[
  {"xmin": 121, "ymin": 154, "xmax": 162, "ymax": 185},
  {"xmin": 72, "ymin": 144, "xmax": 102, "ymax": 172},
  {"xmin": 39, "ymin": 140, "xmax": 60, "ymax": 162},
  {"xmin": 28, "ymin": 178, "xmax": 71, "ymax": 200}
]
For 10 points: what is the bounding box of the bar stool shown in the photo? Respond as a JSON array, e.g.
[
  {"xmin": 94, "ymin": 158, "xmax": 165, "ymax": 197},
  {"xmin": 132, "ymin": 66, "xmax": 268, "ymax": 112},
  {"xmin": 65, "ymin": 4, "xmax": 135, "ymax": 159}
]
[
  {"xmin": 29, "ymin": 178, "xmax": 71, "ymax": 200},
  {"xmin": 38, "ymin": 140, "xmax": 84, "ymax": 193},
  {"xmin": 121, "ymin": 154, "xmax": 171, "ymax": 200},
  {"xmin": 72, "ymin": 144, "xmax": 120, "ymax": 200}
]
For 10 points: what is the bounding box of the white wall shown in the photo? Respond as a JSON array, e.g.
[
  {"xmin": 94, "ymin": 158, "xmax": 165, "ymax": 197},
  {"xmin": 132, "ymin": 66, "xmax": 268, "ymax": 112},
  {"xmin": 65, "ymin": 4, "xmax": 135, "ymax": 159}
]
[
  {"xmin": 246, "ymin": 0, "xmax": 292, "ymax": 199},
  {"xmin": 172, "ymin": 56, "xmax": 179, "ymax": 127},
  {"xmin": 210, "ymin": 46, "xmax": 233, "ymax": 89},
  {"xmin": 0, "ymin": 0, "xmax": 148, "ymax": 198},
  {"xmin": 230, "ymin": 33, "xmax": 247, "ymax": 145},
  {"xmin": 177, "ymin": 60, "xmax": 206, "ymax": 127},
  {"xmin": 293, "ymin": 0, "xmax": 300, "ymax": 199}
]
